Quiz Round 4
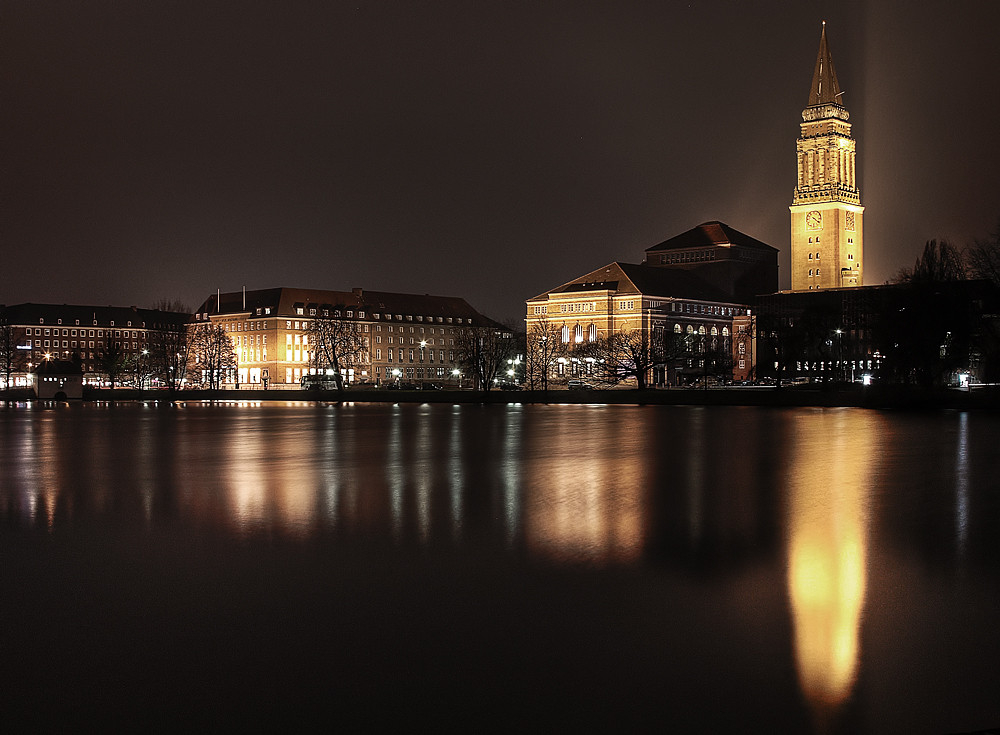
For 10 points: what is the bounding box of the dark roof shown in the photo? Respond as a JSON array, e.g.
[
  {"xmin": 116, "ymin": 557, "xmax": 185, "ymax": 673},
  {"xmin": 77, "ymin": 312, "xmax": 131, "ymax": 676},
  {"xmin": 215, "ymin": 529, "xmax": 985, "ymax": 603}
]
[
  {"xmin": 195, "ymin": 287, "xmax": 497, "ymax": 325},
  {"xmin": 807, "ymin": 22, "xmax": 844, "ymax": 107},
  {"xmin": 31, "ymin": 359, "xmax": 83, "ymax": 375},
  {"xmin": 531, "ymin": 262, "xmax": 739, "ymax": 304},
  {"xmin": 645, "ymin": 222, "xmax": 777, "ymax": 254},
  {"xmin": 617, "ymin": 263, "xmax": 737, "ymax": 303},
  {"xmin": 1, "ymin": 303, "xmax": 191, "ymax": 329}
]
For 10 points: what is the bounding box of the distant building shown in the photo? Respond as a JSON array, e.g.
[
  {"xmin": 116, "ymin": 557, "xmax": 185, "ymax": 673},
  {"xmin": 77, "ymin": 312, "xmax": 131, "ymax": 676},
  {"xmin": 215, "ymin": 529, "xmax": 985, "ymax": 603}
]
[
  {"xmin": 192, "ymin": 287, "xmax": 496, "ymax": 388},
  {"xmin": 30, "ymin": 359, "xmax": 83, "ymax": 400},
  {"xmin": 755, "ymin": 280, "xmax": 1000, "ymax": 385},
  {"xmin": 0, "ymin": 303, "xmax": 190, "ymax": 388},
  {"xmin": 526, "ymin": 222, "xmax": 776, "ymax": 386},
  {"xmin": 789, "ymin": 23, "xmax": 864, "ymax": 291}
]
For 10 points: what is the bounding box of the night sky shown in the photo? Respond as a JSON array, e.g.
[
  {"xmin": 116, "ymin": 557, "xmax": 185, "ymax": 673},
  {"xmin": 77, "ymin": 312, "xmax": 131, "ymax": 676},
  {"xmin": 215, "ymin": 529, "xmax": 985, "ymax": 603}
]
[{"xmin": 3, "ymin": 1, "xmax": 999, "ymax": 321}]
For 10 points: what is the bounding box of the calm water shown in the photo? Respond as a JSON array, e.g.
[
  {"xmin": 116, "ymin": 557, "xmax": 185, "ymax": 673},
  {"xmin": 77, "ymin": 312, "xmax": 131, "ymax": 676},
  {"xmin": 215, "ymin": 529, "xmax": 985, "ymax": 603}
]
[{"xmin": 1, "ymin": 401, "xmax": 998, "ymax": 732}]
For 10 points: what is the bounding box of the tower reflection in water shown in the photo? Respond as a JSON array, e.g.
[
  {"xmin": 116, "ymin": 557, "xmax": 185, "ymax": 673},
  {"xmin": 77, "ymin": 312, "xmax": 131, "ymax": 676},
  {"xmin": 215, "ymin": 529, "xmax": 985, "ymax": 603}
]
[{"xmin": 785, "ymin": 410, "xmax": 879, "ymax": 724}]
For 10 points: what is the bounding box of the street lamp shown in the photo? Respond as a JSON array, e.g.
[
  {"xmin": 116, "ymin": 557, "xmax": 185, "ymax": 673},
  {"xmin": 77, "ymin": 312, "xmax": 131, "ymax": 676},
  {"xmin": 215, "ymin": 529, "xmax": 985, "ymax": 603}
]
[{"xmin": 452, "ymin": 368, "xmax": 461, "ymax": 389}]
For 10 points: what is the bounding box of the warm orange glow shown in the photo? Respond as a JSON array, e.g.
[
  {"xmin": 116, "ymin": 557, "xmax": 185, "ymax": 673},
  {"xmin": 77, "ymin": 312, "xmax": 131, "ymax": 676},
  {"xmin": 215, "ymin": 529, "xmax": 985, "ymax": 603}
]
[
  {"xmin": 786, "ymin": 410, "xmax": 879, "ymax": 718},
  {"xmin": 524, "ymin": 409, "xmax": 648, "ymax": 564}
]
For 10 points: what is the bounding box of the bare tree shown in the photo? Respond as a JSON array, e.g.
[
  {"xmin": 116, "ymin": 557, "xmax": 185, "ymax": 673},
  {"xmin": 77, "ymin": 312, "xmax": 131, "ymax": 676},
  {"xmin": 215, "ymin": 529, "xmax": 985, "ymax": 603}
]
[
  {"xmin": 124, "ymin": 350, "xmax": 154, "ymax": 389},
  {"xmin": 455, "ymin": 322, "xmax": 518, "ymax": 391},
  {"xmin": 149, "ymin": 325, "xmax": 189, "ymax": 392},
  {"xmin": 99, "ymin": 341, "xmax": 127, "ymax": 388},
  {"xmin": 895, "ymin": 239, "xmax": 967, "ymax": 283},
  {"xmin": 151, "ymin": 298, "xmax": 192, "ymax": 314},
  {"xmin": 0, "ymin": 309, "xmax": 21, "ymax": 391},
  {"xmin": 579, "ymin": 327, "xmax": 662, "ymax": 390},
  {"xmin": 524, "ymin": 317, "xmax": 567, "ymax": 390},
  {"xmin": 188, "ymin": 324, "xmax": 236, "ymax": 390},
  {"xmin": 305, "ymin": 309, "xmax": 368, "ymax": 391},
  {"xmin": 964, "ymin": 219, "xmax": 1000, "ymax": 287}
]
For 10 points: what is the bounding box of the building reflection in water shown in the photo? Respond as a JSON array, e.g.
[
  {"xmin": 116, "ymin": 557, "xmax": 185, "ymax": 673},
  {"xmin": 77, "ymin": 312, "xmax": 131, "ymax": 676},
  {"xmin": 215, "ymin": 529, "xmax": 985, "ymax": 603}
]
[
  {"xmin": 522, "ymin": 406, "xmax": 647, "ymax": 565},
  {"xmin": 785, "ymin": 409, "xmax": 880, "ymax": 724}
]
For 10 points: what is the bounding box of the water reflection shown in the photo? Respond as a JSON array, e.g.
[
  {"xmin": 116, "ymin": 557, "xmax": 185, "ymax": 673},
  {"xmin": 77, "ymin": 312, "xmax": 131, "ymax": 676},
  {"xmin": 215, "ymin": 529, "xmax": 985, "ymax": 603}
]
[
  {"xmin": 785, "ymin": 409, "xmax": 879, "ymax": 725},
  {"xmin": 2, "ymin": 402, "xmax": 998, "ymax": 733},
  {"xmin": 516, "ymin": 406, "xmax": 648, "ymax": 564}
]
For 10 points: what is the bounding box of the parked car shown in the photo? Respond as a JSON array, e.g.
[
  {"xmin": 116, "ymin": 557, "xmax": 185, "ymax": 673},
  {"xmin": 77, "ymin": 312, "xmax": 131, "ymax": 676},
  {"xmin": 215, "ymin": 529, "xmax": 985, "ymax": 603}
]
[
  {"xmin": 567, "ymin": 379, "xmax": 593, "ymax": 390},
  {"xmin": 301, "ymin": 374, "xmax": 339, "ymax": 390}
]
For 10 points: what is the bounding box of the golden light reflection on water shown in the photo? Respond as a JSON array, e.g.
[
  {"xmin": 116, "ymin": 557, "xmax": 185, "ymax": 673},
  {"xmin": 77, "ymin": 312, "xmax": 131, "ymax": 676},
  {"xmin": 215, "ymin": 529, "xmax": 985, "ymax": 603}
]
[
  {"xmin": 785, "ymin": 409, "xmax": 880, "ymax": 723},
  {"xmin": 523, "ymin": 409, "xmax": 647, "ymax": 565}
]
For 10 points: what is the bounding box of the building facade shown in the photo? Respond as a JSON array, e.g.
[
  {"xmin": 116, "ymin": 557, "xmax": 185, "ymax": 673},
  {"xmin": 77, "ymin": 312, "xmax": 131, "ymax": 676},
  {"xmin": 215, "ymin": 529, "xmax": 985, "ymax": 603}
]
[
  {"xmin": 0, "ymin": 303, "xmax": 190, "ymax": 388},
  {"xmin": 526, "ymin": 221, "xmax": 773, "ymax": 386},
  {"xmin": 789, "ymin": 22, "xmax": 864, "ymax": 291},
  {"xmin": 192, "ymin": 287, "xmax": 494, "ymax": 388}
]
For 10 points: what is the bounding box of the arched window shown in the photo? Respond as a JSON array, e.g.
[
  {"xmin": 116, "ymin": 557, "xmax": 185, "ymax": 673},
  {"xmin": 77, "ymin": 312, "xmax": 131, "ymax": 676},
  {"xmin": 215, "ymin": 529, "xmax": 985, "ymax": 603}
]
[
  {"xmin": 674, "ymin": 323, "xmax": 682, "ymax": 334},
  {"xmin": 561, "ymin": 325, "xmax": 570, "ymax": 343},
  {"xmin": 722, "ymin": 327, "xmax": 729, "ymax": 337},
  {"xmin": 710, "ymin": 326, "xmax": 718, "ymax": 336},
  {"xmin": 686, "ymin": 325, "xmax": 694, "ymax": 334},
  {"xmin": 588, "ymin": 324, "xmax": 597, "ymax": 342},
  {"xmin": 698, "ymin": 326, "xmax": 706, "ymax": 335},
  {"xmin": 574, "ymin": 324, "xmax": 583, "ymax": 343}
]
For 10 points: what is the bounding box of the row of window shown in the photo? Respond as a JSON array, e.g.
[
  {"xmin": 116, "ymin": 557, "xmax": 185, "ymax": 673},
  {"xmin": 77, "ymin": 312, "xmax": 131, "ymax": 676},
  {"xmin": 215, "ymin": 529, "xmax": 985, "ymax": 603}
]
[
  {"xmin": 533, "ymin": 301, "xmax": 745, "ymax": 317},
  {"xmin": 34, "ymin": 318, "xmax": 143, "ymax": 327},
  {"xmin": 671, "ymin": 324, "xmax": 730, "ymax": 336},
  {"xmin": 24, "ymin": 327, "xmax": 142, "ymax": 339},
  {"xmin": 658, "ymin": 250, "xmax": 718, "ymax": 264},
  {"xmin": 28, "ymin": 341, "xmax": 139, "ymax": 350},
  {"xmin": 377, "ymin": 349, "xmax": 453, "ymax": 364},
  {"xmin": 382, "ymin": 366, "xmax": 449, "ymax": 379}
]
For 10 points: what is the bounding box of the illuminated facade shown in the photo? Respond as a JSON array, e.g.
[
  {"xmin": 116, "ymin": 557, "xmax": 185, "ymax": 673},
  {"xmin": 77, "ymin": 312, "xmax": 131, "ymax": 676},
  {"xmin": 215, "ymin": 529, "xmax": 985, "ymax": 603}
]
[
  {"xmin": 0, "ymin": 303, "xmax": 190, "ymax": 388},
  {"xmin": 790, "ymin": 22, "xmax": 864, "ymax": 291},
  {"xmin": 526, "ymin": 260, "xmax": 754, "ymax": 386},
  {"xmin": 193, "ymin": 287, "xmax": 491, "ymax": 388}
]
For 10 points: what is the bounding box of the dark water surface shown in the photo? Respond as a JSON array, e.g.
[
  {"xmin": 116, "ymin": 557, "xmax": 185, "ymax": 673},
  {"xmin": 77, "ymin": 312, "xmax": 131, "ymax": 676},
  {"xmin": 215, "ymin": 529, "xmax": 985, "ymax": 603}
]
[{"xmin": 2, "ymin": 401, "xmax": 998, "ymax": 732}]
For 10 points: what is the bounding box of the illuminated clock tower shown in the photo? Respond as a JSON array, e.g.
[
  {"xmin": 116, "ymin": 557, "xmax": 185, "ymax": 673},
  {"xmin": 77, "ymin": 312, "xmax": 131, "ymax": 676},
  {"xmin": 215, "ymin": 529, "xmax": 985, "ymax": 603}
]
[{"xmin": 790, "ymin": 22, "xmax": 863, "ymax": 291}]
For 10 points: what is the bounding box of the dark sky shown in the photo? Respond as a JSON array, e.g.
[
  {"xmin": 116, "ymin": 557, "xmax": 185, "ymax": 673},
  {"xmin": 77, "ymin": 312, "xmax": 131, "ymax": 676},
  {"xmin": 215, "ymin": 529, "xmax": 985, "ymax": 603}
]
[{"xmin": 3, "ymin": 1, "xmax": 998, "ymax": 321}]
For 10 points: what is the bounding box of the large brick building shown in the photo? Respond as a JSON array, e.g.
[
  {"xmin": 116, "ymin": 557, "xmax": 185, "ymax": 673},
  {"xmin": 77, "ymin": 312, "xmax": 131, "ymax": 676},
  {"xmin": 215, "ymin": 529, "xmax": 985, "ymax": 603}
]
[
  {"xmin": 526, "ymin": 222, "xmax": 776, "ymax": 386},
  {"xmin": 192, "ymin": 287, "xmax": 496, "ymax": 388},
  {"xmin": 0, "ymin": 303, "xmax": 190, "ymax": 388}
]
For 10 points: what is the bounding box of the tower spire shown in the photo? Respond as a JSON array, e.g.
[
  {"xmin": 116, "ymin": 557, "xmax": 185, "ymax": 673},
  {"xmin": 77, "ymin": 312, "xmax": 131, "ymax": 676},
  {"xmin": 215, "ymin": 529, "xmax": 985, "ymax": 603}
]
[{"xmin": 808, "ymin": 21, "xmax": 843, "ymax": 107}]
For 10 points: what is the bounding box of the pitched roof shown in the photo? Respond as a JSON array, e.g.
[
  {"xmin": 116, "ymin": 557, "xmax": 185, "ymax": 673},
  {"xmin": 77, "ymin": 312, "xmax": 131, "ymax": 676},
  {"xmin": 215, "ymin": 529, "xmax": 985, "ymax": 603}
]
[
  {"xmin": 644, "ymin": 221, "xmax": 777, "ymax": 254},
  {"xmin": 807, "ymin": 21, "xmax": 844, "ymax": 107},
  {"xmin": 1, "ymin": 303, "xmax": 190, "ymax": 328},
  {"xmin": 530, "ymin": 262, "xmax": 738, "ymax": 304},
  {"xmin": 196, "ymin": 287, "xmax": 495, "ymax": 324}
]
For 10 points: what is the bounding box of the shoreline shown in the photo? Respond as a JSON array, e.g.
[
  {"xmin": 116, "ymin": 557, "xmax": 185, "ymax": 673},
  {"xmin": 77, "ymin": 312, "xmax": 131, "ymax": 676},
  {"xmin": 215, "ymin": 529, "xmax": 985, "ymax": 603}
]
[{"xmin": 6, "ymin": 385, "xmax": 1000, "ymax": 410}]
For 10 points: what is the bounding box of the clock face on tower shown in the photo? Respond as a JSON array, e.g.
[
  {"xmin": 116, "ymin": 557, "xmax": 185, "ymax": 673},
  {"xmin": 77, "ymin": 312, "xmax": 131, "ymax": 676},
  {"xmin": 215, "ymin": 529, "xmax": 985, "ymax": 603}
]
[{"xmin": 806, "ymin": 211, "xmax": 823, "ymax": 230}]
